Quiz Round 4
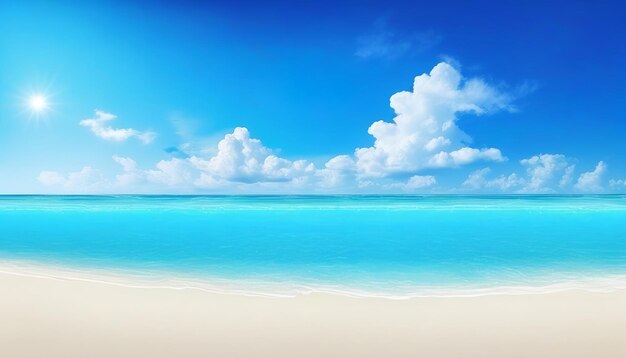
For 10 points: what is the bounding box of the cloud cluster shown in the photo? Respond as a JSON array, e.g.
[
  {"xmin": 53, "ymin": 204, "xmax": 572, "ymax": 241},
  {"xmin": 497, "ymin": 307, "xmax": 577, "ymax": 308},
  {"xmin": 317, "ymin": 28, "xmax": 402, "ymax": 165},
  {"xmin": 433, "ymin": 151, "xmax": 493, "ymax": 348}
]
[
  {"xmin": 37, "ymin": 62, "xmax": 612, "ymax": 194},
  {"xmin": 36, "ymin": 63, "xmax": 515, "ymax": 193},
  {"xmin": 37, "ymin": 127, "xmax": 323, "ymax": 193},
  {"xmin": 187, "ymin": 127, "xmax": 316, "ymax": 184},
  {"xmin": 463, "ymin": 155, "xmax": 609, "ymax": 193},
  {"xmin": 80, "ymin": 110, "xmax": 156, "ymax": 144},
  {"xmin": 349, "ymin": 62, "xmax": 510, "ymax": 178},
  {"xmin": 463, "ymin": 168, "xmax": 524, "ymax": 191},
  {"xmin": 519, "ymin": 154, "xmax": 575, "ymax": 192}
]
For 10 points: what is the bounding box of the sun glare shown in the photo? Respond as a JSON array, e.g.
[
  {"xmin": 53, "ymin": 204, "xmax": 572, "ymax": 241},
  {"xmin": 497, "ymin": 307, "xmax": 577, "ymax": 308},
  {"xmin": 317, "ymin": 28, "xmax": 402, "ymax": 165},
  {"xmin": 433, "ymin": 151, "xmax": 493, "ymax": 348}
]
[
  {"xmin": 19, "ymin": 88, "xmax": 54, "ymax": 123},
  {"xmin": 29, "ymin": 95, "xmax": 48, "ymax": 112}
]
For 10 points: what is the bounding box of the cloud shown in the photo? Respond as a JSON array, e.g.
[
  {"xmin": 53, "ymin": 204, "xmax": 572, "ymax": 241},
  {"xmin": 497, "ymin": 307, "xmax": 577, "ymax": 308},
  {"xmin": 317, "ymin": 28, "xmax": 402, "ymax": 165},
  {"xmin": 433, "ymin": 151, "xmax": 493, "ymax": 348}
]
[
  {"xmin": 609, "ymin": 179, "xmax": 626, "ymax": 188},
  {"xmin": 519, "ymin": 154, "xmax": 575, "ymax": 193},
  {"xmin": 463, "ymin": 168, "xmax": 525, "ymax": 191},
  {"xmin": 112, "ymin": 156, "xmax": 142, "ymax": 186},
  {"xmin": 38, "ymin": 166, "xmax": 106, "ymax": 192},
  {"xmin": 145, "ymin": 158, "xmax": 193, "ymax": 186},
  {"xmin": 574, "ymin": 161, "xmax": 606, "ymax": 192},
  {"xmin": 404, "ymin": 175, "xmax": 437, "ymax": 190},
  {"xmin": 37, "ymin": 63, "xmax": 516, "ymax": 193},
  {"xmin": 352, "ymin": 62, "xmax": 511, "ymax": 177},
  {"xmin": 356, "ymin": 27, "xmax": 441, "ymax": 59},
  {"xmin": 37, "ymin": 128, "xmax": 321, "ymax": 193},
  {"xmin": 462, "ymin": 155, "xmax": 608, "ymax": 193},
  {"xmin": 429, "ymin": 148, "xmax": 505, "ymax": 168},
  {"xmin": 188, "ymin": 127, "xmax": 316, "ymax": 184},
  {"xmin": 315, "ymin": 155, "xmax": 357, "ymax": 188},
  {"xmin": 37, "ymin": 171, "xmax": 66, "ymax": 186},
  {"xmin": 559, "ymin": 164, "xmax": 576, "ymax": 188},
  {"xmin": 46, "ymin": 62, "xmax": 607, "ymax": 195},
  {"xmin": 462, "ymin": 168, "xmax": 491, "ymax": 189},
  {"xmin": 80, "ymin": 110, "xmax": 156, "ymax": 144}
]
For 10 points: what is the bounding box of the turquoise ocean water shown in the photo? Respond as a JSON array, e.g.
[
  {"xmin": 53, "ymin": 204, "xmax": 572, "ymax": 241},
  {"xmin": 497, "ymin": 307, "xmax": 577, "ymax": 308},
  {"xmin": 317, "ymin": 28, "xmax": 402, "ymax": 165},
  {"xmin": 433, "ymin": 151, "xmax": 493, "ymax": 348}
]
[{"xmin": 1, "ymin": 195, "xmax": 626, "ymax": 297}]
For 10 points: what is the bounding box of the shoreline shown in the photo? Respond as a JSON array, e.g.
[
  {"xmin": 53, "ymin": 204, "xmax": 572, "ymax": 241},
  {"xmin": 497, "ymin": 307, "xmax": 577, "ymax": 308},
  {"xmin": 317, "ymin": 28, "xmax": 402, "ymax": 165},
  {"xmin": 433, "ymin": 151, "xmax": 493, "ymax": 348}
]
[
  {"xmin": 2, "ymin": 259, "xmax": 626, "ymax": 299},
  {"xmin": 2, "ymin": 268, "xmax": 626, "ymax": 357}
]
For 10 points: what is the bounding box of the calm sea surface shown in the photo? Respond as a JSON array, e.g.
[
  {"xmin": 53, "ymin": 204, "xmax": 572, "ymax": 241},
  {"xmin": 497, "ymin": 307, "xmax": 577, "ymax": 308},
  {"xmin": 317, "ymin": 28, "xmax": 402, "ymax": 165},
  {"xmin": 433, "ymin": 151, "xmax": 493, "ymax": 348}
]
[{"xmin": 1, "ymin": 195, "xmax": 625, "ymax": 296}]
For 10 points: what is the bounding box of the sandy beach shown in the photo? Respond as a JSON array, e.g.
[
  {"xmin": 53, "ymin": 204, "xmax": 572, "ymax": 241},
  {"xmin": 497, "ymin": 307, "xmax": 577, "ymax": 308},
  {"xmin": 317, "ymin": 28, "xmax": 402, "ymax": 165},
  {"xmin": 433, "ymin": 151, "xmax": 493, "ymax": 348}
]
[{"xmin": 1, "ymin": 271, "xmax": 625, "ymax": 357}]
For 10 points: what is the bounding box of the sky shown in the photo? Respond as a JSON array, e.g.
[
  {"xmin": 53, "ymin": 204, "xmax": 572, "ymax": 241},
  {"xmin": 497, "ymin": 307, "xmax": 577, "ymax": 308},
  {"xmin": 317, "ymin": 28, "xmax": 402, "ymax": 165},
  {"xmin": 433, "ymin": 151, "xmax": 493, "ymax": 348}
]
[{"xmin": 1, "ymin": 0, "xmax": 625, "ymax": 194}]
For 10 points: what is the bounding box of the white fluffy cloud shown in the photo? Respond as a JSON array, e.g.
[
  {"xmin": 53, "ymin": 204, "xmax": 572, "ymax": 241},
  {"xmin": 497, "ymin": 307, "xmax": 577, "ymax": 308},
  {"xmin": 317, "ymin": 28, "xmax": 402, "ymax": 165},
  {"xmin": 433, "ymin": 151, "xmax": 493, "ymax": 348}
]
[
  {"xmin": 37, "ymin": 128, "xmax": 322, "ymax": 193},
  {"xmin": 429, "ymin": 147, "xmax": 505, "ymax": 168},
  {"xmin": 112, "ymin": 156, "xmax": 142, "ymax": 186},
  {"xmin": 520, "ymin": 154, "xmax": 575, "ymax": 193},
  {"xmin": 315, "ymin": 155, "xmax": 357, "ymax": 188},
  {"xmin": 404, "ymin": 175, "xmax": 437, "ymax": 190},
  {"xmin": 80, "ymin": 110, "xmax": 156, "ymax": 144},
  {"xmin": 574, "ymin": 161, "xmax": 606, "ymax": 192},
  {"xmin": 462, "ymin": 155, "xmax": 608, "ymax": 193},
  {"xmin": 145, "ymin": 158, "xmax": 193, "ymax": 186},
  {"xmin": 188, "ymin": 127, "xmax": 316, "ymax": 184},
  {"xmin": 42, "ymin": 62, "xmax": 616, "ymax": 194},
  {"xmin": 351, "ymin": 62, "xmax": 510, "ymax": 177},
  {"xmin": 463, "ymin": 168, "xmax": 524, "ymax": 191},
  {"xmin": 38, "ymin": 157, "xmax": 194, "ymax": 193}
]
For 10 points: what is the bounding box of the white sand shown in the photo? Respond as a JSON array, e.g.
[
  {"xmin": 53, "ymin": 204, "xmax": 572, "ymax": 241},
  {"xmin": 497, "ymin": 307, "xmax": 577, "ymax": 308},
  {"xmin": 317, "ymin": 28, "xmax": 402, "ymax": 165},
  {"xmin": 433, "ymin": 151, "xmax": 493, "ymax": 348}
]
[{"xmin": 1, "ymin": 271, "xmax": 626, "ymax": 357}]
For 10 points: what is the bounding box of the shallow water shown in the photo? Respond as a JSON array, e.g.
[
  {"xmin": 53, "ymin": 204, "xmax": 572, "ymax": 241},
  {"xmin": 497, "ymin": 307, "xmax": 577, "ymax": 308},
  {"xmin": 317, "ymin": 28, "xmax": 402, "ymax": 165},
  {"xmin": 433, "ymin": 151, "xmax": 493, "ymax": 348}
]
[{"xmin": 1, "ymin": 195, "xmax": 625, "ymax": 297}]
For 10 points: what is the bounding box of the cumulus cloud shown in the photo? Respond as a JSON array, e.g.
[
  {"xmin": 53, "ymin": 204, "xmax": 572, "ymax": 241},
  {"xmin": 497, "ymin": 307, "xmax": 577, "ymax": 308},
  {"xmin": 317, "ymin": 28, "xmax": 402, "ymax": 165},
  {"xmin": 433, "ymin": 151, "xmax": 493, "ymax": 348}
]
[
  {"xmin": 145, "ymin": 158, "xmax": 193, "ymax": 186},
  {"xmin": 37, "ymin": 128, "xmax": 321, "ymax": 193},
  {"xmin": 112, "ymin": 156, "xmax": 142, "ymax": 186},
  {"xmin": 37, "ymin": 156, "xmax": 192, "ymax": 193},
  {"xmin": 42, "ymin": 62, "xmax": 571, "ymax": 194},
  {"xmin": 429, "ymin": 148, "xmax": 505, "ymax": 168},
  {"xmin": 351, "ymin": 62, "xmax": 511, "ymax": 177},
  {"xmin": 80, "ymin": 110, "xmax": 156, "ymax": 144},
  {"xmin": 462, "ymin": 168, "xmax": 491, "ymax": 190},
  {"xmin": 463, "ymin": 168, "xmax": 524, "ymax": 191},
  {"xmin": 404, "ymin": 175, "xmax": 437, "ymax": 190},
  {"xmin": 519, "ymin": 154, "xmax": 575, "ymax": 193},
  {"xmin": 315, "ymin": 155, "xmax": 357, "ymax": 188},
  {"xmin": 462, "ymin": 155, "xmax": 608, "ymax": 193},
  {"xmin": 188, "ymin": 127, "xmax": 316, "ymax": 184},
  {"xmin": 574, "ymin": 161, "xmax": 606, "ymax": 192}
]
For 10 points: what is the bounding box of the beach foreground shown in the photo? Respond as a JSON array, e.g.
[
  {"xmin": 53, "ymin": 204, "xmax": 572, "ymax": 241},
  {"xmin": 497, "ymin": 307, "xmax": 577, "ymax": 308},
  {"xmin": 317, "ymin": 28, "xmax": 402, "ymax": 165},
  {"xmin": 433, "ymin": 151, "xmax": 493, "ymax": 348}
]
[{"xmin": 2, "ymin": 272, "xmax": 626, "ymax": 358}]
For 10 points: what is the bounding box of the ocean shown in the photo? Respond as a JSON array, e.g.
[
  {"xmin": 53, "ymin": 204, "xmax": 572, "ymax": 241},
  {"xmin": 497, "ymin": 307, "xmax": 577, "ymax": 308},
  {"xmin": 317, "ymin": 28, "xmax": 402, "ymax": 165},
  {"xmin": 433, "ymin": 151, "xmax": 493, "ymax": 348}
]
[{"xmin": 1, "ymin": 195, "xmax": 625, "ymax": 298}]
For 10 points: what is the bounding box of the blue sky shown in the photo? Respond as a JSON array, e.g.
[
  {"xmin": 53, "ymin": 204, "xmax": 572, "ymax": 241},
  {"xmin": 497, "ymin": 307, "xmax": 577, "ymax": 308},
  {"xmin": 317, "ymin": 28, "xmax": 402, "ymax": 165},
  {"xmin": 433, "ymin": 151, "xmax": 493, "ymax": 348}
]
[{"xmin": 1, "ymin": 0, "xmax": 625, "ymax": 193}]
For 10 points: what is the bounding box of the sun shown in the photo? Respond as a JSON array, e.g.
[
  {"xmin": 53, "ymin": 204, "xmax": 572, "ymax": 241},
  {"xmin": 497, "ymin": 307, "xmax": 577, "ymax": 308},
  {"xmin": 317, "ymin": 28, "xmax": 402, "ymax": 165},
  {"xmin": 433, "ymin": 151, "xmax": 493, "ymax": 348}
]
[
  {"xmin": 29, "ymin": 95, "xmax": 49, "ymax": 112},
  {"xmin": 18, "ymin": 83, "xmax": 56, "ymax": 123}
]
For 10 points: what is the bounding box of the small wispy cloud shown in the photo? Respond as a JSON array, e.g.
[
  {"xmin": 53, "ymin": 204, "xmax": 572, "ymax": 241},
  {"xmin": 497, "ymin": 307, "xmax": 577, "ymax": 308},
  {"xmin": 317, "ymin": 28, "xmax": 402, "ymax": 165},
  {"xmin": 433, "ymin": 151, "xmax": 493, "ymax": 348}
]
[
  {"xmin": 80, "ymin": 110, "xmax": 156, "ymax": 144},
  {"xmin": 355, "ymin": 25, "xmax": 442, "ymax": 60}
]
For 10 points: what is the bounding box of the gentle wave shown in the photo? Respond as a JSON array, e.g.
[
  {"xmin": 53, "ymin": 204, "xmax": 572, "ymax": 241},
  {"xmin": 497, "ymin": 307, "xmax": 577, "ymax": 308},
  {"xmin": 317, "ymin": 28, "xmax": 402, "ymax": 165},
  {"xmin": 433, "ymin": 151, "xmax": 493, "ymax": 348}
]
[{"xmin": 2, "ymin": 260, "xmax": 626, "ymax": 299}]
